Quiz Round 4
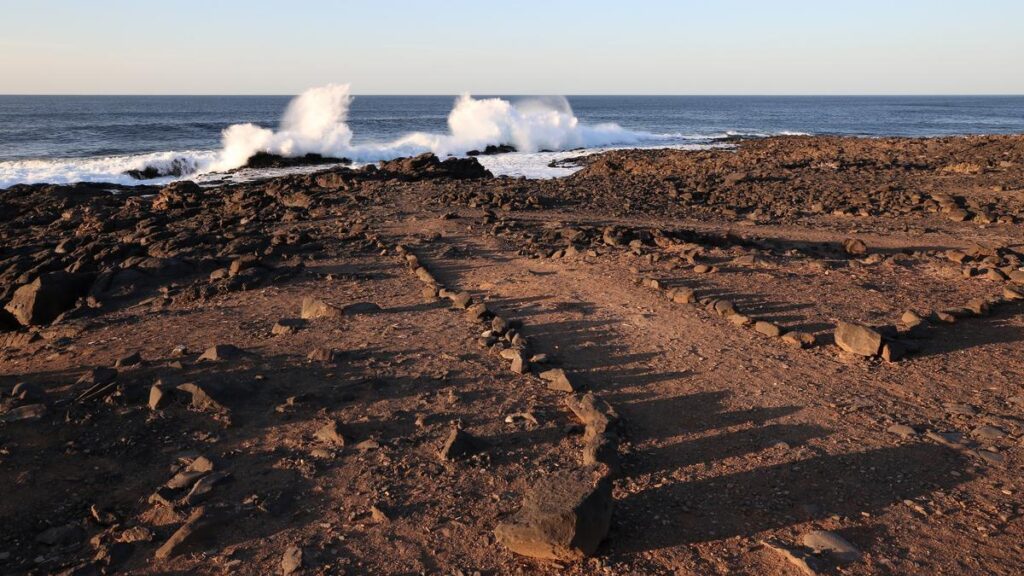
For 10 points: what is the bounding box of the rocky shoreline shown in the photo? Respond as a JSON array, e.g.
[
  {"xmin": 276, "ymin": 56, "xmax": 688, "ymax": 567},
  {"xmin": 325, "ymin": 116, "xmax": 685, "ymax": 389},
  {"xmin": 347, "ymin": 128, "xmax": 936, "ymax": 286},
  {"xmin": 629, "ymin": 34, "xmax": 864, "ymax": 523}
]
[{"xmin": 2, "ymin": 136, "xmax": 1023, "ymax": 575}]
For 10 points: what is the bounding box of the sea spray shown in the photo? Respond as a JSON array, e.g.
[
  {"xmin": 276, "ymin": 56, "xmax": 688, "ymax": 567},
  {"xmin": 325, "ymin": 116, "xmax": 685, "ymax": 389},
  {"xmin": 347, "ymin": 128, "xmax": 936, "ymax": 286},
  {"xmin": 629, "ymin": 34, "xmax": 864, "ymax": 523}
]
[{"xmin": 205, "ymin": 84, "xmax": 658, "ymax": 171}]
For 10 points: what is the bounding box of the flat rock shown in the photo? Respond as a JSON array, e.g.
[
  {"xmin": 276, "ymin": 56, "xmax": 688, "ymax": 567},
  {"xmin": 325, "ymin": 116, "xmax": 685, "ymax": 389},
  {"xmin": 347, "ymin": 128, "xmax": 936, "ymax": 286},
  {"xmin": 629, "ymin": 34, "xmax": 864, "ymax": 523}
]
[
  {"xmin": 494, "ymin": 466, "xmax": 613, "ymax": 561},
  {"xmin": 1, "ymin": 403, "xmax": 47, "ymax": 422},
  {"xmin": 800, "ymin": 530, "xmax": 863, "ymax": 564},
  {"xmin": 834, "ymin": 321, "xmax": 882, "ymax": 356}
]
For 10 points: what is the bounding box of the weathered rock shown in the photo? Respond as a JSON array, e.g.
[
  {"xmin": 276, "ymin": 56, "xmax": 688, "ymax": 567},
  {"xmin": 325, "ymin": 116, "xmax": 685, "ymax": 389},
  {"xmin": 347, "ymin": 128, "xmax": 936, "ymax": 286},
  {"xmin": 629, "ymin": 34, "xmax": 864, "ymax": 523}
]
[
  {"xmin": 281, "ymin": 546, "xmax": 304, "ymax": 575},
  {"xmin": 466, "ymin": 302, "xmax": 491, "ymax": 321},
  {"xmin": 314, "ymin": 420, "xmax": 346, "ymax": 448},
  {"xmin": 198, "ymin": 344, "xmax": 243, "ymax": 362},
  {"xmin": 881, "ymin": 341, "xmax": 906, "ymax": 362},
  {"xmin": 4, "ymin": 272, "xmax": 88, "ymax": 326},
  {"xmin": 148, "ymin": 383, "xmax": 168, "ymax": 410},
  {"xmin": 182, "ymin": 471, "xmax": 231, "ymax": 506},
  {"xmin": 669, "ymin": 287, "xmax": 696, "ymax": 304},
  {"xmin": 540, "ymin": 368, "xmax": 579, "ymax": 392},
  {"xmin": 176, "ymin": 383, "xmax": 227, "ymax": 413},
  {"xmin": 834, "ymin": 321, "xmax": 882, "ymax": 356},
  {"xmin": 154, "ymin": 506, "xmax": 228, "ymax": 560},
  {"xmin": 843, "ymin": 238, "xmax": 867, "ymax": 256},
  {"xmin": 450, "ymin": 291, "xmax": 472, "ymax": 309},
  {"xmin": 307, "ymin": 347, "xmax": 340, "ymax": 363},
  {"xmin": 494, "ymin": 467, "xmax": 613, "ymax": 561},
  {"xmin": 166, "ymin": 456, "xmax": 215, "ymax": 490},
  {"xmin": 300, "ymin": 297, "xmax": 342, "ymax": 320},
  {"xmin": 439, "ymin": 426, "xmax": 485, "ymax": 461},
  {"xmin": 115, "ymin": 351, "xmax": 143, "ymax": 368},
  {"xmin": 754, "ymin": 321, "xmax": 783, "ymax": 338},
  {"xmin": 800, "ymin": 530, "xmax": 863, "ymax": 564},
  {"xmin": 781, "ymin": 331, "xmax": 815, "ymax": 348},
  {"xmin": 1, "ymin": 403, "xmax": 47, "ymax": 422},
  {"xmin": 272, "ymin": 318, "xmax": 304, "ymax": 335}
]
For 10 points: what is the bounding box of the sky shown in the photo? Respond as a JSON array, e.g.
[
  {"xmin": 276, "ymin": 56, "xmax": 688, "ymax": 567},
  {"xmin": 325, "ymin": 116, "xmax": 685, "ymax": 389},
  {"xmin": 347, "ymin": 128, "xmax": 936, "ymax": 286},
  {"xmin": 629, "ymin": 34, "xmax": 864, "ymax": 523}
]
[{"xmin": 1, "ymin": 0, "xmax": 1022, "ymax": 95}]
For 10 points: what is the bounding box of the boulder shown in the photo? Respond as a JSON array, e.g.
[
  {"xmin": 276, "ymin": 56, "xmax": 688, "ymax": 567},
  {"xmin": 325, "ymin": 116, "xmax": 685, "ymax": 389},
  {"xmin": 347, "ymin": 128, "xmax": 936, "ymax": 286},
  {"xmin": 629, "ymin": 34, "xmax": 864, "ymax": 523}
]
[
  {"xmin": 4, "ymin": 271, "xmax": 89, "ymax": 326},
  {"xmin": 834, "ymin": 321, "xmax": 882, "ymax": 356},
  {"xmin": 494, "ymin": 467, "xmax": 613, "ymax": 561}
]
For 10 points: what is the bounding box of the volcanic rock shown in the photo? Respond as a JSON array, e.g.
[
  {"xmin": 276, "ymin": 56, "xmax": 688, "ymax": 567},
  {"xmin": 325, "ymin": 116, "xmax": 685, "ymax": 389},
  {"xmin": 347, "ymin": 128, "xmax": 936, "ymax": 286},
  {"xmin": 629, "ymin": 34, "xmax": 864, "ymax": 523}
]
[
  {"xmin": 494, "ymin": 466, "xmax": 613, "ymax": 561},
  {"xmin": 4, "ymin": 271, "xmax": 89, "ymax": 326}
]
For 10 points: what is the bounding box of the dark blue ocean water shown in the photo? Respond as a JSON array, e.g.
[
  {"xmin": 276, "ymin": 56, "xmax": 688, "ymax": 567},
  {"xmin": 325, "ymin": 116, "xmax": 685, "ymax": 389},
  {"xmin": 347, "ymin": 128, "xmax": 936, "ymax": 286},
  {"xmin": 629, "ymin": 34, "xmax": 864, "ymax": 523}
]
[{"xmin": 1, "ymin": 95, "xmax": 1022, "ymax": 185}]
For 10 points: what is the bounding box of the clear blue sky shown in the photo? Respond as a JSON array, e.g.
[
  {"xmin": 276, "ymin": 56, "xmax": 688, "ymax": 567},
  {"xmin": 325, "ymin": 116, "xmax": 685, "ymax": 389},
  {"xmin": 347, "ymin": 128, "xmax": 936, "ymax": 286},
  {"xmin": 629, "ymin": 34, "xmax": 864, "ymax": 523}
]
[{"xmin": 1, "ymin": 0, "xmax": 1022, "ymax": 95}]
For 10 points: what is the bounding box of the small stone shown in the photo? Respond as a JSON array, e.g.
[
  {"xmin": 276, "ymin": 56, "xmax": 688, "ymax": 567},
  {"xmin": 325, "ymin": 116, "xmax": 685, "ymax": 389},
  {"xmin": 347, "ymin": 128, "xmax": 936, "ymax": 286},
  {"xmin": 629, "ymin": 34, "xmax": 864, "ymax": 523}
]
[
  {"xmin": 114, "ymin": 351, "xmax": 143, "ymax": 368},
  {"xmin": 148, "ymin": 384, "xmax": 168, "ymax": 410},
  {"xmin": 300, "ymin": 297, "xmax": 342, "ymax": 320},
  {"xmin": 539, "ymin": 368, "xmax": 579, "ymax": 392},
  {"xmin": 754, "ymin": 321, "xmax": 782, "ymax": 338},
  {"xmin": 843, "ymin": 238, "xmax": 867, "ymax": 256},
  {"xmin": 439, "ymin": 426, "xmax": 485, "ymax": 461},
  {"xmin": 314, "ymin": 420, "xmax": 346, "ymax": 448},
  {"xmin": 272, "ymin": 319, "xmax": 303, "ymax": 335},
  {"xmin": 781, "ymin": 331, "xmax": 815, "ymax": 348},
  {"xmin": 973, "ymin": 425, "xmax": 1005, "ymax": 441},
  {"xmin": 307, "ymin": 348, "xmax": 340, "ymax": 363},
  {"xmin": 1, "ymin": 403, "xmax": 47, "ymax": 422},
  {"xmin": 450, "ymin": 292, "xmax": 472, "ymax": 309},
  {"xmin": 887, "ymin": 424, "xmax": 917, "ymax": 438},
  {"xmin": 800, "ymin": 530, "xmax": 862, "ymax": 564},
  {"xmin": 176, "ymin": 383, "xmax": 227, "ymax": 414},
  {"xmin": 881, "ymin": 341, "xmax": 906, "ymax": 362},
  {"xmin": 669, "ymin": 288, "xmax": 696, "ymax": 304},
  {"xmin": 198, "ymin": 344, "xmax": 243, "ymax": 362}
]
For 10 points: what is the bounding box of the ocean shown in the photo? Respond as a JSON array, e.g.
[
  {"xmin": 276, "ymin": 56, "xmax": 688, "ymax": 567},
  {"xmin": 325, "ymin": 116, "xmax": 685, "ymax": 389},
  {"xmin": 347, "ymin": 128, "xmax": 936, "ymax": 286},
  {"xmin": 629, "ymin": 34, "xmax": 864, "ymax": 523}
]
[{"xmin": 1, "ymin": 93, "xmax": 1023, "ymax": 187}]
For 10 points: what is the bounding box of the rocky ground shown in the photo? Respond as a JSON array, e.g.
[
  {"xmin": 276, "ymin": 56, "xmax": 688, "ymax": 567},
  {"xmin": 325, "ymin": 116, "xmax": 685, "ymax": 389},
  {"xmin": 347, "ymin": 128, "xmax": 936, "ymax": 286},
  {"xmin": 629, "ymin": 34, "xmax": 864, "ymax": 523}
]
[{"xmin": 1, "ymin": 136, "xmax": 1023, "ymax": 575}]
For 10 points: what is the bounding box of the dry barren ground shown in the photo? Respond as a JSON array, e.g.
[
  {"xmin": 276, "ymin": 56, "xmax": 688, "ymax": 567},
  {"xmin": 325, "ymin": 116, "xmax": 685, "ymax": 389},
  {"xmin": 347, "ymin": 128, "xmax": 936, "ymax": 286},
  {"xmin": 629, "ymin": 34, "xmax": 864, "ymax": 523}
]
[{"xmin": 2, "ymin": 136, "xmax": 1024, "ymax": 575}]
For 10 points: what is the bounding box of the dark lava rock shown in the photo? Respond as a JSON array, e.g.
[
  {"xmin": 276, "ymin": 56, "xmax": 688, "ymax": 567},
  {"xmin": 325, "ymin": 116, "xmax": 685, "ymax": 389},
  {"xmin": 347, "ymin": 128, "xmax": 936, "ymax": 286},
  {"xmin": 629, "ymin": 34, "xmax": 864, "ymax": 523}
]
[
  {"xmin": 4, "ymin": 271, "xmax": 90, "ymax": 326},
  {"xmin": 466, "ymin": 144, "xmax": 517, "ymax": 156},
  {"xmin": 378, "ymin": 153, "xmax": 492, "ymax": 180},
  {"xmin": 242, "ymin": 152, "xmax": 351, "ymax": 170}
]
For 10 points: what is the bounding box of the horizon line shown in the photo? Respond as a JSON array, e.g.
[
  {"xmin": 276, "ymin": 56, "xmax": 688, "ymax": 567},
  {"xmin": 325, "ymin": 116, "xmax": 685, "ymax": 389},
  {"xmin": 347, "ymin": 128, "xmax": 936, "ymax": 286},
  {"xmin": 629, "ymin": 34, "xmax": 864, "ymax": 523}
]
[{"xmin": 2, "ymin": 93, "xmax": 1024, "ymax": 98}]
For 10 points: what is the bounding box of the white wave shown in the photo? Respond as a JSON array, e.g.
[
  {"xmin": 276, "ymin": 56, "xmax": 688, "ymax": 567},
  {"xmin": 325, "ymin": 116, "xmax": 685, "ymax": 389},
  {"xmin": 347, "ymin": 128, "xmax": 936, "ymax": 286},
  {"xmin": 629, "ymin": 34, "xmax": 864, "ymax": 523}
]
[
  {"xmin": 0, "ymin": 150, "xmax": 218, "ymax": 188},
  {"xmin": 202, "ymin": 85, "xmax": 665, "ymax": 170}
]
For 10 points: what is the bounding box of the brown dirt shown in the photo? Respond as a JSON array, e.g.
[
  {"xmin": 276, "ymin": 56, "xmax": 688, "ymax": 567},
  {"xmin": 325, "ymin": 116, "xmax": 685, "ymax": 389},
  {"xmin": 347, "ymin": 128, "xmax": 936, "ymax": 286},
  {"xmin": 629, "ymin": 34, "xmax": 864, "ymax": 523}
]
[{"xmin": 1, "ymin": 136, "xmax": 1023, "ymax": 575}]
